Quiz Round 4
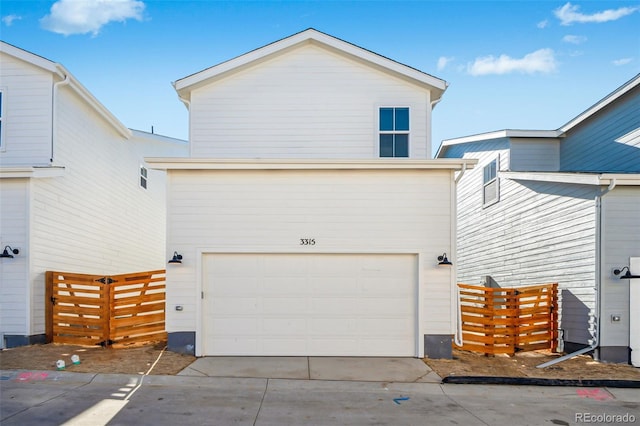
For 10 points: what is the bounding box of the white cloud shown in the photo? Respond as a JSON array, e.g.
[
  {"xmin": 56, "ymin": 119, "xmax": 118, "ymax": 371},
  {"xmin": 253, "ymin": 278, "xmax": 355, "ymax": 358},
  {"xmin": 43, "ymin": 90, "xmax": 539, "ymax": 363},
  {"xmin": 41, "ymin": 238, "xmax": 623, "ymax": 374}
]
[
  {"xmin": 2, "ymin": 14, "xmax": 22, "ymax": 26},
  {"xmin": 437, "ymin": 56, "xmax": 454, "ymax": 71},
  {"xmin": 467, "ymin": 49, "xmax": 557, "ymax": 76},
  {"xmin": 537, "ymin": 19, "xmax": 549, "ymax": 29},
  {"xmin": 554, "ymin": 2, "xmax": 639, "ymax": 25},
  {"xmin": 40, "ymin": 0, "xmax": 145, "ymax": 36},
  {"xmin": 562, "ymin": 35, "xmax": 587, "ymax": 44},
  {"xmin": 613, "ymin": 58, "xmax": 633, "ymax": 66}
]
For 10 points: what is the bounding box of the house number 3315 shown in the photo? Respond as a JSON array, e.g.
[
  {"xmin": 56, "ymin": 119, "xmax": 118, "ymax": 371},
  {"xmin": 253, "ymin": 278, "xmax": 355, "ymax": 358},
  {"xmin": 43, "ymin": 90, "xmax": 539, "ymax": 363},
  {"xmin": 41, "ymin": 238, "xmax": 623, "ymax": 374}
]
[{"xmin": 300, "ymin": 238, "xmax": 316, "ymax": 246}]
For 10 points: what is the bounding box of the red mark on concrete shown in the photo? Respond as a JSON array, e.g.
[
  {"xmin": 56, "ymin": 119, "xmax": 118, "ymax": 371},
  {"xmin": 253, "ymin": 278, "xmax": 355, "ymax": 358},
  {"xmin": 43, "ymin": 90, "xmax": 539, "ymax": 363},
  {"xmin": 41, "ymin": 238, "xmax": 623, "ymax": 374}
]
[
  {"xmin": 576, "ymin": 388, "xmax": 613, "ymax": 401},
  {"xmin": 15, "ymin": 372, "xmax": 49, "ymax": 382}
]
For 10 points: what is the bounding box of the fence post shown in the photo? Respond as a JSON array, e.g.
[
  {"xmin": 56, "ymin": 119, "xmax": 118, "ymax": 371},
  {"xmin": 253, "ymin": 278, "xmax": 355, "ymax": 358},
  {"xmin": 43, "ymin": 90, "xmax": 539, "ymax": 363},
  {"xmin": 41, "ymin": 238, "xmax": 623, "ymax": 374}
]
[
  {"xmin": 550, "ymin": 283, "xmax": 559, "ymax": 353},
  {"xmin": 486, "ymin": 288, "xmax": 495, "ymax": 357},
  {"xmin": 513, "ymin": 288, "xmax": 521, "ymax": 355},
  {"xmin": 45, "ymin": 271, "xmax": 54, "ymax": 343},
  {"xmin": 98, "ymin": 279, "xmax": 109, "ymax": 346}
]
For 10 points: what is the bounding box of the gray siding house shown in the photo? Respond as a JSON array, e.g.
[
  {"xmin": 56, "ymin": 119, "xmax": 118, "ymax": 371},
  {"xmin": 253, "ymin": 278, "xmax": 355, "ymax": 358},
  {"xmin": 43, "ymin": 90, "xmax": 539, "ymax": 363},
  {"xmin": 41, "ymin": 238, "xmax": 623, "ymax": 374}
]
[{"xmin": 437, "ymin": 74, "xmax": 640, "ymax": 365}]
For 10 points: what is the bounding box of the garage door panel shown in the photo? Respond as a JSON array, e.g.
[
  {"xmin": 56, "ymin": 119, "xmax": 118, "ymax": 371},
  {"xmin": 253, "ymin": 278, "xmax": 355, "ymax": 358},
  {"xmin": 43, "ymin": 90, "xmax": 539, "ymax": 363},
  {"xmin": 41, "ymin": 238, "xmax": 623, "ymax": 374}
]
[
  {"xmin": 262, "ymin": 339, "xmax": 308, "ymax": 354},
  {"xmin": 211, "ymin": 298, "xmax": 259, "ymax": 314},
  {"xmin": 363, "ymin": 278, "xmax": 412, "ymax": 294},
  {"xmin": 359, "ymin": 297, "xmax": 412, "ymax": 314},
  {"xmin": 202, "ymin": 253, "xmax": 417, "ymax": 356},
  {"xmin": 209, "ymin": 255, "xmax": 259, "ymax": 275},
  {"xmin": 359, "ymin": 338, "xmax": 411, "ymax": 356},
  {"xmin": 311, "ymin": 318, "xmax": 359, "ymax": 334},
  {"xmin": 308, "ymin": 338, "xmax": 359, "ymax": 354},
  {"xmin": 262, "ymin": 318, "xmax": 307, "ymax": 334},
  {"xmin": 263, "ymin": 277, "xmax": 306, "ymax": 294},
  {"xmin": 208, "ymin": 318, "xmax": 261, "ymax": 335},
  {"xmin": 310, "ymin": 255, "xmax": 357, "ymax": 274},
  {"xmin": 308, "ymin": 277, "xmax": 357, "ymax": 294},
  {"xmin": 212, "ymin": 277, "xmax": 260, "ymax": 294},
  {"xmin": 215, "ymin": 338, "xmax": 259, "ymax": 354},
  {"xmin": 262, "ymin": 297, "xmax": 308, "ymax": 313},
  {"xmin": 359, "ymin": 318, "xmax": 414, "ymax": 333},
  {"xmin": 263, "ymin": 257, "xmax": 309, "ymax": 275},
  {"xmin": 310, "ymin": 297, "xmax": 360, "ymax": 314}
]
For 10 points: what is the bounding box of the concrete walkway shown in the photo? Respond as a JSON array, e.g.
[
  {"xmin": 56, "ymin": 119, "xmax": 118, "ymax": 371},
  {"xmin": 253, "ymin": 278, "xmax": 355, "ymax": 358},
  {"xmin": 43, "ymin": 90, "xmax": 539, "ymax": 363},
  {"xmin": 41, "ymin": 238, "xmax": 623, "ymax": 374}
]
[{"xmin": 178, "ymin": 356, "xmax": 442, "ymax": 383}]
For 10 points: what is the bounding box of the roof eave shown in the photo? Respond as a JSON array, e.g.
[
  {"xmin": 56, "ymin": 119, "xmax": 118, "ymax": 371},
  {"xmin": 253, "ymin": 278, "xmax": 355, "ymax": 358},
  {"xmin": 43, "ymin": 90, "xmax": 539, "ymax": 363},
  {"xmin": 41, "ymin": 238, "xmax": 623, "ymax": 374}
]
[
  {"xmin": 501, "ymin": 171, "xmax": 640, "ymax": 186},
  {"xmin": 439, "ymin": 129, "xmax": 561, "ymax": 149},
  {"xmin": 1, "ymin": 42, "xmax": 131, "ymax": 140},
  {"xmin": 145, "ymin": 157, "xmax": 477, "ymax": 171},
  {"xmin": 174, "ymin": 29, "xmax": 446, "ymax": 98},
  {"xmin": 55, "ymin": 64, "xmax": 131, "ymax": 139},
  {"xmin": 559, "ymin": 73, "xmax": 640, "ymax": 133}
]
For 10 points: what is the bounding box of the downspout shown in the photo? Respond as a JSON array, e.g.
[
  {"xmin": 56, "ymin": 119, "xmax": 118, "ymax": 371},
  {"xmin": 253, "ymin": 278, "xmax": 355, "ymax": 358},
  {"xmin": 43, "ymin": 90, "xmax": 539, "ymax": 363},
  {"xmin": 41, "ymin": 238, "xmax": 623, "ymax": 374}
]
[
  {"xmin": 428, "ymin": 98, "xmax": 442, "ymax": 158},
  {"xmin": 538, "ymin": 178, "xmax": 617, "ymax": 368},
  {"xmin": 177, "ymin": 93, "xmax": 191, "ymax": 155},
  {"xmin": 453, "ymin": 162, "xmax": 467, "ymax": 347},
  {"xmin": 51, "ymin": 70, "xmax": 70, "ymax": 163},
  {"xmin": 455, "ymin": 162, "xmax": 467, "ymax": 183}
]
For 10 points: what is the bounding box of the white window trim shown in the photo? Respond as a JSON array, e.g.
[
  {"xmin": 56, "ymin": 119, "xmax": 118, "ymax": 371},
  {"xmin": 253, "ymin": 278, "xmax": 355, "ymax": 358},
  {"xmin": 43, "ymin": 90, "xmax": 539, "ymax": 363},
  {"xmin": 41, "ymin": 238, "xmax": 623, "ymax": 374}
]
[
  {"xmin": 140, "ymin": 164, "xmax": 148, "ymax": 189},
  {"xmin": 377, "ymin": 106, "xmax": 410, "ymax": 158},
  {"xmin": 482, "ymin": 156, "xmax": 500, "ymax": 208}
]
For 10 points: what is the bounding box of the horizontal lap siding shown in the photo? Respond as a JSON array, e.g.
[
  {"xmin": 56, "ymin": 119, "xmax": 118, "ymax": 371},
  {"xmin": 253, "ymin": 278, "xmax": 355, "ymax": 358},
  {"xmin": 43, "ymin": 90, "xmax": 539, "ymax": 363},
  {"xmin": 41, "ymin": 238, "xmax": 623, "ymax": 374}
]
[
  {"xmin": 28, "ymin": 88, "xmax": 171, "ymax": 335},
  {"xmin": 449, "ymin": 141, "xmax": 598, "ymax": 345},
  {"xmin": 0, "ymin": 53, "xmax": 53, "ymax": 166},
  {"xmin": 190, "ymin": 44, "xmax": 430, "ymax": 159},
  {"xmin": 165, "ymin": 169, "xmax": 454, "ymax": 336},
  {"xmin": 510, "ymin": 139, "xmax": 560, "ymax": 171},
  {"xmin": 561, "ymin": 87, "xmax": 640, "ymax": 172},
  {"xmin": 600, "ymin": 187, "xmax": 640, "ymax": 347},
  {"xmin": 0, "ymin": 179, "xmax": 30, "ymax": 339}
]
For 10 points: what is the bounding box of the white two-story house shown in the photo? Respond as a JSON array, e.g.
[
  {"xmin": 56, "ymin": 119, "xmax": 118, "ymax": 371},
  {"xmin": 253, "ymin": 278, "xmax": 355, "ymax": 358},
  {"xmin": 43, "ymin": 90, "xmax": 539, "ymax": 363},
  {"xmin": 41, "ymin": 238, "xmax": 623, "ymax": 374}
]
[
  {"xmin": 0, "ymin": 41, "xmax": 187, "ymax": 348},
  {"xmin": 148, "ymin": 29, "xmax": 475, "ymax": 358}
]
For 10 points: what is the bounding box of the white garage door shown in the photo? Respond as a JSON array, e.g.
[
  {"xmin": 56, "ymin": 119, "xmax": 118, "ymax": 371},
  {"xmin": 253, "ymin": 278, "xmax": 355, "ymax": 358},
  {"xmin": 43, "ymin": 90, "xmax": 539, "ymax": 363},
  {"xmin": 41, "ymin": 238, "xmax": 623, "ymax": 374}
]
[{"xmin": 201, "ymin": 253, "xmax": 417, "ymax": 356}]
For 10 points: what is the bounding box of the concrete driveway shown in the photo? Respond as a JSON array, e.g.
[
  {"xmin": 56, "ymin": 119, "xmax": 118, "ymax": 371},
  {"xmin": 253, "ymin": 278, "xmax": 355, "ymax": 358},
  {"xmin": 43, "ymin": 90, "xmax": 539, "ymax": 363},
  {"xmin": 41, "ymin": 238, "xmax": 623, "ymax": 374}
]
[
  {"xmin": 3, "ymin": 369, "xmax": 639, "ymax": 426},
  {"xmin": 177, "ymin": 357, "xmax": 442, "ymax": 383}
]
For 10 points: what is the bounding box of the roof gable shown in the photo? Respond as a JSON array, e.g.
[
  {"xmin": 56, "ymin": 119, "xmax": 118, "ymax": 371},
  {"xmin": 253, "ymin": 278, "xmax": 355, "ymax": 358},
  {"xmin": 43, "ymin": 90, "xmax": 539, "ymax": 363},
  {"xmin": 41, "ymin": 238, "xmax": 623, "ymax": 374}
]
[
  {"xmin": 173, "ymin": 28, "xmax": 447, "ymax": 102},
  {"xmin": 1, "ymin": 41, "xmax": 130, "ymax": 139},
  {"xmin": 0, "ymin": 41, "xmax": 58, "ymax": 73}
]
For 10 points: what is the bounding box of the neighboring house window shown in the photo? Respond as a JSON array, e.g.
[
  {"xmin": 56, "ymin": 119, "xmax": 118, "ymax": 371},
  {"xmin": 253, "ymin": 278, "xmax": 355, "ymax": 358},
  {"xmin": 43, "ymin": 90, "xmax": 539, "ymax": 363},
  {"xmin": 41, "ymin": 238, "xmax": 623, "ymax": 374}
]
[
  {"xmin": 483, "ymin": 157, "xmax": 499, "ymax": 206},
  {"xmin": 379, "ymin": 107, "xmax": 409, "ymax": 157},
  {"xmin": 140, "ymin": 165, "xmax": 148, "ymax": 189}
]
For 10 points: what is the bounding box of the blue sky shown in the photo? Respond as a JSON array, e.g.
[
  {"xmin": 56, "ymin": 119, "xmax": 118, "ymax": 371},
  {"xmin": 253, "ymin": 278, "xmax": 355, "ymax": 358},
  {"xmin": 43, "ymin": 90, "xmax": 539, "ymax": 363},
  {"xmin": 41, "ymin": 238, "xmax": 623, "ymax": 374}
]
[{"xmin": 2, "ymin": 0, "xmax": 639, "ymax": 155}]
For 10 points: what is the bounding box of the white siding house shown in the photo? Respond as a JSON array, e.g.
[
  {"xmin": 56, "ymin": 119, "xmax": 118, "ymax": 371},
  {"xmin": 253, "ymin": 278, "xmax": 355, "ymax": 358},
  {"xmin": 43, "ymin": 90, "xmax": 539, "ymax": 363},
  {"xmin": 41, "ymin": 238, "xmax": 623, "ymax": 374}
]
[
  {"xmin": 437, "ymin": 74, "xmax": 640, "ymax": 364},
  {"xmin": 148, "ymin": 29, "xmax": 475, "ymax": 358},
  {"xmin": 0, "ymin": 42, "xmax": 187, "ymax": 348}
]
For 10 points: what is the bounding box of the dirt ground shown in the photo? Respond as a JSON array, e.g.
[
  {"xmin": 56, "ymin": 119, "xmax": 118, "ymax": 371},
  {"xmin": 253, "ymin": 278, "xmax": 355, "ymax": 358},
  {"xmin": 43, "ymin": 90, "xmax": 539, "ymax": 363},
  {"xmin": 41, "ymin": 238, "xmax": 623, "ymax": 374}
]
[
  {"xmin": 424, "ymin": 348, "xmax": 640, "ymax": 381},
  {"xmin": 1, "ymin": 342, "xmax": 639, "ymax": 380},
  {"xmin": 0, "ymin": 341, "xmax": 195, "ymax": 375}
]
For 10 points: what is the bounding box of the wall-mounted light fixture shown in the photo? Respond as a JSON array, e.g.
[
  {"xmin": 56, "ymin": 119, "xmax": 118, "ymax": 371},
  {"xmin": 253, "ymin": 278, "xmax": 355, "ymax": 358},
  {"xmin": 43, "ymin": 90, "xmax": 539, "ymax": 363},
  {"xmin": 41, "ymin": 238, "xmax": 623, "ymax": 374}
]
[
  {"xmin": 614, "ymin": 266, "xmax": 640, "ymax": 279},
  {"xmin": 437, "ymin": 253, "xmax": 452, "ymax": 266},
  {"xmin": 0, "ymin": 246, "xmax": 19, "ymax": 259},
  {"xmin": 168, "ymin": 252, "xmax": 183, "ymax": 264}
]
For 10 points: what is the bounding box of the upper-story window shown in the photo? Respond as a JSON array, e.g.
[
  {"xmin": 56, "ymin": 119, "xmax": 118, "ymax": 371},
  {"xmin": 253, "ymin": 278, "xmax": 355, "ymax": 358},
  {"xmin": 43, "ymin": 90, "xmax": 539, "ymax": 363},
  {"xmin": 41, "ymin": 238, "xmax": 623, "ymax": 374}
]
[
  {"xmin": 483, "ymin": 157, "xmax": 499, "ymax": 207},
  {"xmin": 379, "ymin": 107, "xmax": 409, "ymax": 157},
  {"xmin": 140, "ymin": 165, "xmax": 148, "ymax": 189}
]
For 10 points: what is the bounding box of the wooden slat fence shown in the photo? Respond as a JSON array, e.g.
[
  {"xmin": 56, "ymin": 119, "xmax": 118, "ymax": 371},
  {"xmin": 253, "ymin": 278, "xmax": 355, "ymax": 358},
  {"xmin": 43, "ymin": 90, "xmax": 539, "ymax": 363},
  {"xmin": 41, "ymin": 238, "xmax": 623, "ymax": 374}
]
[
  {"xmin": 46, "ymin": 270, "xmax": 166, "ymax": 346},
  {"xmin": 456, "ymin": 283, "xmax": 558, "ymax": 356}
]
